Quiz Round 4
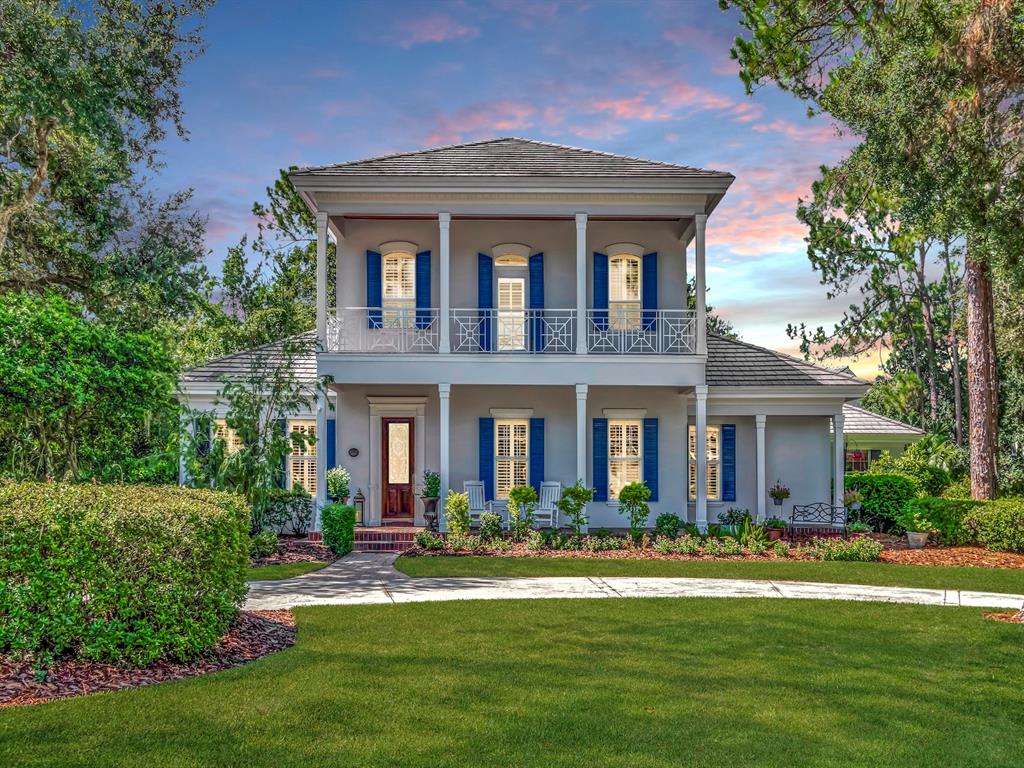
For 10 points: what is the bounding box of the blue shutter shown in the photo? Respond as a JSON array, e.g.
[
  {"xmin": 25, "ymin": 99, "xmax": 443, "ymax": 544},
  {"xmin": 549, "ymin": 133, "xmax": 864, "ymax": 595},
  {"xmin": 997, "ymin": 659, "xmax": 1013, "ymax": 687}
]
[
  {"xmin": 529, "ymin": 252, "xmax": 545, "ymax": 352},
  {"xmin": 366, "ymin": 250, "xmax": 382, "ymax": 328},
  {"xmin": 277, "ymin": 418, "xmax": 288, "ymax": 489},
  {"xmin": 326, "ymin": 418, "xmax": 336, "ymax": 471},
  {"xmin": 593, "ymin": 252, "xmax": 609, "ymax": 331},
  {"xmin": 529, "ymin": 418, "xmax": 544, "ymax": 491},
  {"xmin": 592, "ymin": 418, "xmax": 608, "ymax": 502},
  {"xmin": 415, "ymin": 250, "xmax": 431, "ymax": 330},
  {"xmin": 479, "ymin": 417, "xmax": 495, "ymax": 501},
  {"xmin": 478, "ymin": 253, "xmax": 493, "ymax": 352},
  {"xmin": 643, "ymin": 417, "xmax": 659, "ymax": 502},
  {"xmin": 722, "ymin": 424, "xmax": 736, "ymax": 502},
  {"xmin": 642, "ymin": 252, "xmax": 658, "ymax": 331}
]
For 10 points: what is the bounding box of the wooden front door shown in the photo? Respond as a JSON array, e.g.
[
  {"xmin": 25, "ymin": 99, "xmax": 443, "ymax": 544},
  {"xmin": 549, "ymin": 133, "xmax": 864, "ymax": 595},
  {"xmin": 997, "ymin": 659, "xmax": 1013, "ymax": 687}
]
[{"xmin": 382, "ymin": 417, "xmax": 415, "ymax": 520}]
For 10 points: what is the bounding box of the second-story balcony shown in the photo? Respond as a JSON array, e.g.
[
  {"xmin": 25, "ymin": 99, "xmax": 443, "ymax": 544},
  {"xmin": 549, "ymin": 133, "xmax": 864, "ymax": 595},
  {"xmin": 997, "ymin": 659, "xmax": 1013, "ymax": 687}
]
[{"xmin": 324, "ymin": 307, "xmax": 698, "ymax": 355}]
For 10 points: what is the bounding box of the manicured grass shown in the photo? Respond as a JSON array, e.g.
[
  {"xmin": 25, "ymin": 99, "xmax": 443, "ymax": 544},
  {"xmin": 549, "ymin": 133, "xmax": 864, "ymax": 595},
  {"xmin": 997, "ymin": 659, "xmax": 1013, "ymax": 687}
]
[
  {"xmin": 245, "ymin": 561, "xmax": 328, "ymax": 581},
  {"xmin": 395, "ymin": 555, "xmax": 1024, "ymax": 594},
  {"xmin": 2, "ymin": 600, "xmax": 1022, "ymax": 767}
]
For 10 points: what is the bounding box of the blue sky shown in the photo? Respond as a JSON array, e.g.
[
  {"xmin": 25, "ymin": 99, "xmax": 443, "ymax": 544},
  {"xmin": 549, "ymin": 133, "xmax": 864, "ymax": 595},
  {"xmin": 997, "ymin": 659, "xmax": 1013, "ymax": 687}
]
[{"xmin": 155, "ymin": 0, "xmax": 874, "ymax": 373}]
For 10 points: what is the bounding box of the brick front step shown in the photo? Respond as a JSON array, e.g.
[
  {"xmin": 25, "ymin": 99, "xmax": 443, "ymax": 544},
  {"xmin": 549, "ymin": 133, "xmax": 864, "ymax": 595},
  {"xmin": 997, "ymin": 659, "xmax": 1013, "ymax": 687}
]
[{"xmin": 353, "ymin": 526, "xmax": 423, "ymax": 553}]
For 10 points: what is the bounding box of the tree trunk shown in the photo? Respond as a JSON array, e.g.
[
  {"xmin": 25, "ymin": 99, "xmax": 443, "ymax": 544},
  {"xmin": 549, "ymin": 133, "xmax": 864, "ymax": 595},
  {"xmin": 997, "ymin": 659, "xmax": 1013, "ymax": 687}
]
[
  {"xmin": 916, "ymin": 243, "xmax": 940, "ymax": 423},
  {"xmin": 966, "ymin": 257, "xmax": 998, "ymax": 499},
  {"xmin": 945, "ymin": 246, "xmax": 965, "ymax": 446}
]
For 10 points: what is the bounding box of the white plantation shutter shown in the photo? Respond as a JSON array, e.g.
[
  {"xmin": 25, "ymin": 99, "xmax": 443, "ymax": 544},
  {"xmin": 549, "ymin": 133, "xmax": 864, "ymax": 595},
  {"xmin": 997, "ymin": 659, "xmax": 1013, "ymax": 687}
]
[
  {"xmin": 609, "ymin": 255, "xmax": 641, "ymax": 330},
  {"xmin": 688, "ymin": 425, "xmax": 721, "ymax": 501},
  {"xmin": 497, "ymin": 277, "xmax": 526, "ymax": 351},
  {"xmin": 495, "ymin": 420, "xmax": 529, "ymax": 498},
  {"xmin": 609, "ymin": 420, "xmax": 642, "ymax": 499},
  {"xmin": 288, "ymin": 419, "xmax": 317, "ymax": 493},
  {"xmin": 383, "ymin": 253, "xmax": 415, "ymax": 327},
  {"xmin": 214, "ymin": 419, "xmax": 244, "ymax": 454}
]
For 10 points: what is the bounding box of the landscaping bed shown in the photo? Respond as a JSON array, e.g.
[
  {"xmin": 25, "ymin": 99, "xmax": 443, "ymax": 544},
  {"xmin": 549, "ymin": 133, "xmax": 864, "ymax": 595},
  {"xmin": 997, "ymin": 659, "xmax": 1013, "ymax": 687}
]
[
  {"xmin": 250, "ymin": 536, "xmax": 336, "ymax": 568},
  {"xmin": 1, "ymin": 610, "xmax": 296, "ymax": 709},
  {"xmin": 881, "ymin": 545, "xmax": 1024, "ymax": 569}
]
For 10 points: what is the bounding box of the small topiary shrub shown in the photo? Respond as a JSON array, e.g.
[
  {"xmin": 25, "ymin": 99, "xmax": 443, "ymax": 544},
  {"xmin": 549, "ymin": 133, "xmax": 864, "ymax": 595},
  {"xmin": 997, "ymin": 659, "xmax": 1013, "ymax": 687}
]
[
  {"xmin": 617, "ymin": 482, "xmax": 652, "ymax": 541},
  {"xmin": 321, "ymin": 503, "xmax": 356, "ymax": 555},
  {"xmin": 654, "ymin": 512, "xmax": 682, "ymax": 539},
  {"xmin": 556, "ymin": 481, "xmax": 595, "ymax": 537},
  {"xmin": 444, "ymin": 490, "xmax": 471, "ymax": 535},
  {"xmin": 477, "ymin": 511, "xmax": 503, "ymax": 542},
  {"xmin": 845, "ymin": 473, "xmax": 918, "ymax": 531},
  {"xmin": 264, "ymin": 487, "xmax": 314, "ymax": 535},
  {"xmin": 414, "ymin": 530, "xmax": 444, "ymax": 550},
  {"xmin": 963, "ymin": 499, "xmax": 1024, "ymax": 552},
  {"xmin": 507, "ymin": 485, "xmax": 538, "ymax": 541},
  {"xmin": 249, "ymin": 530, "xmax": 279, "ymax": 559},
  {"xmin": 0, "ymin": 482, "xmax": 248, "ymax": 666}
]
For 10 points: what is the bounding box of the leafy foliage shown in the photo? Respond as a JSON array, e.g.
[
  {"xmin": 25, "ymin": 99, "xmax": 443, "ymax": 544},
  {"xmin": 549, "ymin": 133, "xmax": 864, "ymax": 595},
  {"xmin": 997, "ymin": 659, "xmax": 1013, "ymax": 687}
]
[
  {"xmin": 321, "ymin": 504, "xmax": 356, "ymax": 556},
  {"xmin": 507, "ymin": 485, "xmax": 538, "ymax": 541},
  {"xmin": 798, "ymin": 537, "xmax": 884, "ymax": 562},
  {"xmin": 617, "ymin": 482, "xmax": 652, "ymax": 541},
  {"xmin": 963, "ymin": 499, "xmax": 1024, "ymax": 553},
  {"xmin": 444, "ymin": 490, "xmax": 471, "ymax": 536},
  {"xmin": 844, "ymin": 473, "xmax": 918, "ymax": 531},
  {"xmin": 477, "ymin": 512, "xmax": 503, "ymax": 542},
  {"xmin": 900, "ymin": 497, "xmax": 979, "ymax": 545},
  {"xmin": 326, "ymin": 466, "xmax": 351, "ymax": 502},
  {"xmin": 555, "ymin": 480, "xmax": 595, "ymax": 537},
  {"xmin": 654, "ymin": 513, "xmax": 683, "ymax": 539},
  {"xmin": 0, "ymin": 482, "xmax": 248, "ymax": 666}
]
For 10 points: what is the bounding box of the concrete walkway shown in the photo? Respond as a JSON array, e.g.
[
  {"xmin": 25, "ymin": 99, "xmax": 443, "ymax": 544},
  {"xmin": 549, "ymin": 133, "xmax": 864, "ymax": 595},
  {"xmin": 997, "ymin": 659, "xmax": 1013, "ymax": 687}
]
[{"xmin": 244, "ymin": 552, "xmax": 1024, "ymax": 612}]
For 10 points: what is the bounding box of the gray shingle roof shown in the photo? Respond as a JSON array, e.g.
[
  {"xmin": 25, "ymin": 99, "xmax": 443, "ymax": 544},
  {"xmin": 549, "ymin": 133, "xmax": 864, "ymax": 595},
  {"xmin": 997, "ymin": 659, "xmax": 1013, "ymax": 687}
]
[
  {"xmin": 181, "ymin": 333, "xmax": 318, "ymax": 385},
  {"xmin": 706, "ymin": 335, "xmax": 868, "ymax": 387},
  {"xmin": 290, "ymin": 137, "xmax": 733, "ymax": 180},
  {"xmin": 841, "ymin": 404, "xmax": 925, "ymax": 435}
]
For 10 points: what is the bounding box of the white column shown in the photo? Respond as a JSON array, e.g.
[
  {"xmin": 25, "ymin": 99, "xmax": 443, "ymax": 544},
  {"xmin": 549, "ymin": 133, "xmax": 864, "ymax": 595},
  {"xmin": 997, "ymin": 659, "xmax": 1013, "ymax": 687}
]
[
  {"xmin": 694, "ymin": 213, "xmax": 707, "ymax": 356},
  {"xmin": 315, "ymin": 388, "xmax": 328, "ymax": 533},
  {"xmin": 695, "ymin": 384, "xmax": 708, "ymax": 530},
  {"xmin": 755, "ymin": 414, "xmax": 767, "ymax": 522},
  {"xmin": 438, "ymin": 212, "xmax": 451, "ymax": 353},
  {"xmin": 833, "ymin": 411, "xmax": 845, "ymax": 508},
  {"xmin": 315, "ymin": 211, "xmax": 328, "ymax": 348},
  {"xmin": 439, "ymin": 383, "xmax": 451, "ymax": 532},
  {"xmin": 575, "ymin": 213, "xmax": 587, "ymax": 355},
  {"xmin": 178, "ymin": 409, "xmax": 193, "ymax": 486}
]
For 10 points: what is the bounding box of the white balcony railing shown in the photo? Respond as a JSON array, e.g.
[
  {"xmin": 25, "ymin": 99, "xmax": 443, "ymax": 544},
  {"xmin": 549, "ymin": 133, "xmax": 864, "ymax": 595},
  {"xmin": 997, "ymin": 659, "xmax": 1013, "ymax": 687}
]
[
  {"xmin": 450, "ymin": 308, "xmax": 576, "ymax": 354},
  {"xmin": 586, "ymin": 309, "xmax": 697, "ymax": 354},
  {"xmin": 325, "ymin": 307, "xmax": 439, "ymax": 353}
]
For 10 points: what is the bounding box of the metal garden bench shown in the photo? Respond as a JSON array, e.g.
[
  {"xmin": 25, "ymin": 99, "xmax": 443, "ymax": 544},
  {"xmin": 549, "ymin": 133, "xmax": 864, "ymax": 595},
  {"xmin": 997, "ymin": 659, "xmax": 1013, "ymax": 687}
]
[{"xmin": 788, "ymin": 502, "xmax": 847, "ymax": 541}]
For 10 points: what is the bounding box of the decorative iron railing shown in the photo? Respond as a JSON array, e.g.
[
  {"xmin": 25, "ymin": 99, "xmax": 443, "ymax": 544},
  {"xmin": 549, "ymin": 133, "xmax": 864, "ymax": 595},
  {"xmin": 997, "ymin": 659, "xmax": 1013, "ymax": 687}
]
[
  {"xmin": 325, "ymin": 307, "xmax": 439, "ymax": 353},
  {"xmin": 586, "ymin": 309, "xmax": 698, "ymax": 354},
  {"xmin": 449, "ymin": 308, "xmax": 576, "ymax": 354}
]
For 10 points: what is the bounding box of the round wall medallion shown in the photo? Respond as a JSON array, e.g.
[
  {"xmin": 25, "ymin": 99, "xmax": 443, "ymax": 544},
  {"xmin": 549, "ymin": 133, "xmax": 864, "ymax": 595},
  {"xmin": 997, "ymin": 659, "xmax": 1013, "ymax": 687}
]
[{"xmin": 347, "ymin": 447, "xmax": 359, "ymax": 458}]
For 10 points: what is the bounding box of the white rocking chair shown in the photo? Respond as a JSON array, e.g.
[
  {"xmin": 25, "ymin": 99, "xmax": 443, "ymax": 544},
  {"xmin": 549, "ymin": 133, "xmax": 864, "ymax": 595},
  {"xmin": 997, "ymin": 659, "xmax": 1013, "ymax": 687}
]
[
  {"xmin": 534, "ymin": 481, "xmax": 562, "ymax": 528},
  {"xmin": 464, "ymin": 481, "xmax": 488, "ymax": 526}
]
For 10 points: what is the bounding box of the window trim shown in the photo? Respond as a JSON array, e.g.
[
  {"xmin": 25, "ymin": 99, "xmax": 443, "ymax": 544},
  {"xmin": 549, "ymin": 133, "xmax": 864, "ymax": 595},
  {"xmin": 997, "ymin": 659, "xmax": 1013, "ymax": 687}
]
[
  {"xmin": 380, "ymin": 251, "xmax": 416, "ymax": 327},
  {"xmin": 213, "ymin": 418, "xmax": 244, "ymax": 455},
  {"xmin": 494, "ymin": 418, "xmax": 529, "ymax": 500},
  {"xmin": 287, "ymin": 418, "xmax": 317, "ymax": 494},
  {"xmin": 688, "ymin": 424, "xmax": 722, "ymax": 502},
  {"xmin": 607, "ymin": 418, "xmax": 643, "ymax": 501}
]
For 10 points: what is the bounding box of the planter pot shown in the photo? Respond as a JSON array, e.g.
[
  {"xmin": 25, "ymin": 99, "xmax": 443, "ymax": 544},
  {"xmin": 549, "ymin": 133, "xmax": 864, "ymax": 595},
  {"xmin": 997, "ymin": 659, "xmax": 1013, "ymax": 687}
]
[
  {"xmin": 906, "ymin": 531, "xmax": 929, "ymax": 549},
  {"xmin": 850, "ymin": 501, "xmax": 863, "ymax": 512},
  {"xmin": 328, "ymin": 495, "xmax": 350, "ymax": 506},
  {"xmin": 421, "ymin": 496, "xmax": 439, "ymax": 532},
  {"xmin": 767, "ymin": 528, "xmax": 784, "ymax": 541},
  {"xmin": 772, "ymin": 497, "xmax": 784, "ymax": 507}
]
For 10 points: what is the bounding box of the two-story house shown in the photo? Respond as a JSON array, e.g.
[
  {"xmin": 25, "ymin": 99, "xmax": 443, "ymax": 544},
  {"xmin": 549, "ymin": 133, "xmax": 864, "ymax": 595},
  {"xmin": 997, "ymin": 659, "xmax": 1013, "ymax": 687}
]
[{"xmin": 180, "ymin": 138, "xmax": 869, "ymax": 536}]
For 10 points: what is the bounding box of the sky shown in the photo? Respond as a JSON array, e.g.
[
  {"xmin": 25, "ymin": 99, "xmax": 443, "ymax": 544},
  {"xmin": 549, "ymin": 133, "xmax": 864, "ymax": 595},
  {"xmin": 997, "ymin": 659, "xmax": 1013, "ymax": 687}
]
[{"xmin": 154, "ymin": 0, "xmax": 881, "ymax": 376}]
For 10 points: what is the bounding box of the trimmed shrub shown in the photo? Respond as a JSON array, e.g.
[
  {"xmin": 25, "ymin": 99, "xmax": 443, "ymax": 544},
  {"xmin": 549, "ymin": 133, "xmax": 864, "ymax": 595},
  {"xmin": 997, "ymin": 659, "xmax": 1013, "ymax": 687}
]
[
  {"xmin": 941, "ymin": 477, "xmax": 972, "ymax": 499},
  {"xmin": 618, "ymin": 482, "xmax": 652, "ymax": 541},
  {"xmin": 249, "ymin": 529, "xmax": 279, "ymax": 558},
  {"xmin": 507, "ymin": 485, "xmax": 538, "ymax": 541},
  {"xmin": 264, "ymin": 487, "xmax": 314, "ymax": 535},
  {"xmin": 321, "ymin": 503, "xmax": 356, "ymax": 555},
  {"xmin": 963, "ymin": 499, "xmax": 1024, "ymax": 552},
  {"xmin": 477, "ymin": 511, "xmax": 503, "ymax": 542},
  {"xmin": 868, "ymin": 452, "xmax": 950, "ymax": 496},
  {"xmin": 414, "ymin": 530, "xmax": 444, "ymax": 550},
  {"xmin": 845, "ymin": 473, "xmax": 918, "ymax": 531},
  {"xmin": 654, "ymin": 513, "xmax": 683, "ymax": 539},
  {"xmin": 444, "ymin": 490, "xmax": 471, "ymax": 536},
  {"xmin": 800, "ymin": 537, "xmax": 883, "ymax": 562},
  {"xmin": 901, "ymin": 497, "xmax": 980, "ymax": 545},
  {"xmin": 0, "ymin": 482, "xmax": 248, "ymax": 666}
]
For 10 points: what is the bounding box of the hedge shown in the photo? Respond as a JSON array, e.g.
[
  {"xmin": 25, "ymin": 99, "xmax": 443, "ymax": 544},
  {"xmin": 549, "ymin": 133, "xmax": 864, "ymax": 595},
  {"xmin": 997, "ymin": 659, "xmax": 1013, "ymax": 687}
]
[
  {"xmin": 322, "ymin": 503, "xmax": 356, "ymax": 555},
  {"xmin": 845, "ymin": 473, "xmax": 918, "ymax": 531},
  {"xmin": 0, "ymin": 482, "xmax": 249, "ymax": 666},
  {"xmin": 963, "ymin": 499, "xmax": 1024, "ymax": 552},
  {"xmin": 901, "ymin": 496, "xmax": 981, "ymax": 545}
]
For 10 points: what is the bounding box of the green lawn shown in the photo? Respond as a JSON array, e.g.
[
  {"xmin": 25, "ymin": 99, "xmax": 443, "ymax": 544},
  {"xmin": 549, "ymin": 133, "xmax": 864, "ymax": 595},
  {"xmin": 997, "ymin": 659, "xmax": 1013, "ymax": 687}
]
[
  {"xmin": 2, "ymin": 600, "xmax": 1023, "ymax": 767},
  {"xmin": 245, "ymin": 561, "xmax": 328, "ymax": 581},
  {"xmin": 396, "ymin": 555, "xmax": 1024, "ymax": 594}
]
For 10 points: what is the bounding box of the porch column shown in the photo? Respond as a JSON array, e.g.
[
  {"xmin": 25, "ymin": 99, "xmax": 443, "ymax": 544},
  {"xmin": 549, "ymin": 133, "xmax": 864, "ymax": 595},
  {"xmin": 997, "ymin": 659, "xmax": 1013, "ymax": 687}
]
[
  {"xmin": 575, "ymin": 213, "xmax": 587, "ymax": 355},
  {"xmin": 694, "ymin": 213, "xmax": 707, "ymax": 356},
  {"xmin": 178, "ymin": 409, "xmax": 193, "ymax": 486},
  {"xmin": 439, "ymin": 382, "xmax": 451, "ymax": 532},
  {"xmin": 438, "ymin": 212, "xmax": 451, "ymax": 353},
  {"xmin": 695, "ymin": 384, "xmax": 708, "ymax": 530},
  {"xmin": 833, "ymin": 411, "xmax": 845, "ymax": 508},
  {"xmin": 315, "ymin": 388, "xmax": 328, "ymax": 528},
  {"xmin": 315, "ymin": 211, "xmax": 328, "ymax": 347},
  {"xmin": 575, "ymin": 384, "xmax": 588, "ymax": 532},
  {"xmin": 755, "ymin": 414, "xmax": 767, "ymax": 522}
]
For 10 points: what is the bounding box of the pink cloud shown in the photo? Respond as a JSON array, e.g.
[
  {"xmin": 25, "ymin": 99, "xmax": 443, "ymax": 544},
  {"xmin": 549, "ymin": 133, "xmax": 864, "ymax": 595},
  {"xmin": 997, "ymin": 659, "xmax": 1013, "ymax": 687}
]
[
  {"xmin": 307, "ymin": 66, "xmax": 347, "ymax": 80},
  {"xmin": 393, "ymin": 13, "xmax": 480, "ymax": 48},
  {"xmin": 589, "ymin": 95, "xmax": 668, "ymax": 121},
  {"xmin": 752, "ymin": 118, "xmax": 841, "ymax": 144},
  {"xmin": 663, "ymin": 81, "xmax": 734, "ymax": 111},
  {"xmin": 423, "ymin": 100, "xmax": 536, "ymax": 145}
]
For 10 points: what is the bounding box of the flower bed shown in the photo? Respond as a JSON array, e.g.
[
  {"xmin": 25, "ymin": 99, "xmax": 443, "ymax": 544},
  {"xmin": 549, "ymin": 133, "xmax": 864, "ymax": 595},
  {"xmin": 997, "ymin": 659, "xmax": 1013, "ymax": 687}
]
[{"xmin": 250, "ymin": 536, "xmax": 336, "ymax": 568}]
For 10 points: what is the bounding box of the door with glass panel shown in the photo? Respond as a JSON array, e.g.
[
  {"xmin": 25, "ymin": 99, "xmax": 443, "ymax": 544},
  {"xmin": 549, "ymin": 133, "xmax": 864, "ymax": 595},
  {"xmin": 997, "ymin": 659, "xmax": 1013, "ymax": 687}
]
[
  {"xmin": 497, "ymin": 277, "xmax": 526, "ymax": 351},
  {"xmin": 382, "ymin": 417, "xmax": 414, "ymax": 520}
]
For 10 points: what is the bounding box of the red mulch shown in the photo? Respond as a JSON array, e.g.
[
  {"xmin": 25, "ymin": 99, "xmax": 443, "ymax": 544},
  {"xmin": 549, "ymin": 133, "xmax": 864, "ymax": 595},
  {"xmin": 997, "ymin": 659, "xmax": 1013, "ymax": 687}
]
[
  {"xmin": 0, "ymin": 610, "xmax": 296, "ymax": 709},
  {"xmin": 983, "ymin": 610, "xmax": 1024, "ymax": 623},
  {"xmin": 882, "ymin": 546, "xmax": 1024, "ymax": 569},
  {"xmin": 252, "ymin": 536, "xmax": 336, "ymax": 567}
]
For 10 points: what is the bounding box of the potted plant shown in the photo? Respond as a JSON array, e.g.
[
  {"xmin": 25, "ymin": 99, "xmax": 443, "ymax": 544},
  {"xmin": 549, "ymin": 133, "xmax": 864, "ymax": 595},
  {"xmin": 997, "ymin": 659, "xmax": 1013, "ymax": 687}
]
[
  {"xmin": 844, "ymin": 488, "xmax": 864, "ymax": 512},
  {"xmin": 421, "ymin": 470, "xmax": 441, "ymax": 531},
  {"xmin": 764, "ymin": 516, "xmax": 786, "ymax": 541},
  {"xmin": 326, "ymin": 466, "xmax": 351, "ymax": 505},
  {"xmin": 768, "ymin": 480, "xmax": 790, "ymax": 507},
  {"xmin": 897, "ymin": 508, "xmax": 932, "ymax": 549},
  {"xmin": 717, "ymin": 507, "xmax": 751, "ymax": 536}
]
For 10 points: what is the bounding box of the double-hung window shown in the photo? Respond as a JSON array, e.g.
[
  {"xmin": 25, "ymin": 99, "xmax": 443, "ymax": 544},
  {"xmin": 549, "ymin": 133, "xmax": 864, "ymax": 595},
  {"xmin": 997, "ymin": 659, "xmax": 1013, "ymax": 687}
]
[
  {"xmin": 287, "ymin": 419, "xmax": 317, "ymax": 493},
  {"xmin": 609, "ymin": 254, "xmax": 641, "ymax": 331},
  {"xmin": 497, "ymin": 276, "xmax": 526, "ymax": 351},
  {"xmin": 382, "ymin": 252, "xmax": 415, "ymax": 328},
  {"xmin": 688, "ymin": 425, "xmax": 721, "ymax": 501},
  {"xmin": 495, "ymin": 419, "xmax": 529, "ymax": 499},
  {"xmin": 213, "ymin": 419, "xmax": 244, "ymax": 454},
  {"xmin": 608, "ymin": 419, "xmax": 642, "ymax": 499}
]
